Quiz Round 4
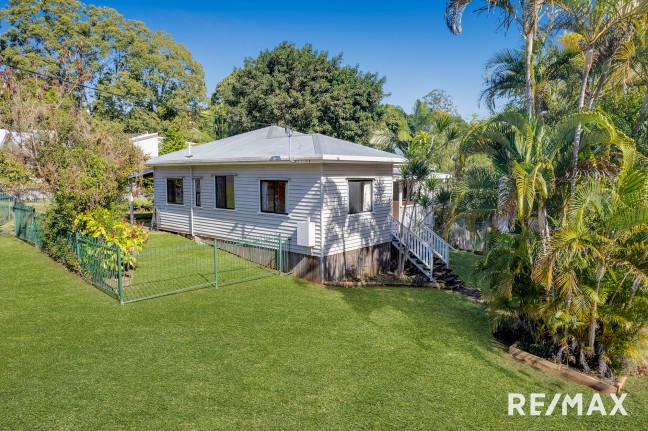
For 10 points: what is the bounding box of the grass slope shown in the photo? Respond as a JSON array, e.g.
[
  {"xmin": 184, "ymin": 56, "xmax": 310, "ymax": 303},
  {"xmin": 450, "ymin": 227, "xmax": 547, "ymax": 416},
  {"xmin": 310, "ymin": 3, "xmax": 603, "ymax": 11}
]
[
  {"xmin": 449, "ymin": 250, "xmax": 485, "ymax": 290},
  {"xmin": 1, "ymin": 234, "xmax": 646, "ymax": 430}
]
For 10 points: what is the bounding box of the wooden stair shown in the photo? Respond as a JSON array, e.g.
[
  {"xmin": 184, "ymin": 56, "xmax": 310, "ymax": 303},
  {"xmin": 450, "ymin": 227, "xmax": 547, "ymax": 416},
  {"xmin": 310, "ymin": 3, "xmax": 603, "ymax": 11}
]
[
  {"xmin": 391, "ymin": 239, "xmax": 433, "ymax": 279},
  {"xmin": 390, "ymin": 216, "xmax": 480, "ymax": 298}
]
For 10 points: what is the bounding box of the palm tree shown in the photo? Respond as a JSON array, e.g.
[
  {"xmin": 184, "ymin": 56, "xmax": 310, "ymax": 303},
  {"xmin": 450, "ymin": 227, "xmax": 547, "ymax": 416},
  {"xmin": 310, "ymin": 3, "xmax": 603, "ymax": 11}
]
[
  {"xmin": 454, "ymin": 111, "xmax": 555, "ymax": 236},
  {"xmin": 445, "ymin": 0, "xmax": 548, "ymax": 117},
  {"xmin": 480, "ymin": 45, "xmax": 577, "ymax": 115},
  {"xmin": 370, "ymin": 103, "xmax": 423, "ymax": 153},
  {"xmin": 612, "ymin": 17, "xmax": 648, "ymax": 138},
  {"xmin": 534, "ymin": 161, "xmax": 648, "ymax": 372},
  {"xmin": 370, "ymin": 100, "xmax": 440, "ymax": 152},
  {"xmin": 396, "ymin": 157, "xmax": 431, "ymax": 277},
  {"xmin": 551, "ymin": 0, "xmax": 648, "ymax": 198}
]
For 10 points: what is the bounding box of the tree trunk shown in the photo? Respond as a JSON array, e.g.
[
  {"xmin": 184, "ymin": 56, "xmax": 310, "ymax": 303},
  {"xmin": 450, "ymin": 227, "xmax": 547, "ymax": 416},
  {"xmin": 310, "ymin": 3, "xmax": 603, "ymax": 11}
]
[
  {"xmin": 588, "ymin": 267, "xmax": 604, "ymax": 352},
  {"xmin": 399, "ymin": 183, "xmax": 420, "ymax": 277},
  {"xmin": 570, "ymin": 48, "xmax": 594, "ymax": 200},
  {"xmin": 588, "ymin": 60, "xmax": 610, "ymax": 110},
  {"xmin": 538, "ymin": 201, "xmax": 550, "ymax": 239},
  {"xmin": 632, "ymin": 90, "xmax": 648, "ymax": 138},
  {"xmin": 524, "ymin": 1, "xmax": 543, "ymax": 118},
  {"xmin": 397, "ymin": 181, "xmax": 410, "ymax": 278},
  {"xmin": 587, "ymin": 301, "xmax": 598, "ymax": 352},
  {"xmin": 524, "ymin": 32, "xmax": 536, "ymax": 118}
]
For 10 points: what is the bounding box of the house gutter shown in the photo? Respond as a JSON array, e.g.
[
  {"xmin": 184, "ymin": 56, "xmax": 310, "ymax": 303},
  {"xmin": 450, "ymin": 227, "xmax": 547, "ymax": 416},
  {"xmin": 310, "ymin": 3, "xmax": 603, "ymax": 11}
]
[{"xmin": 146, "ymin": 155, "xmax": 406, "ymax": 166}]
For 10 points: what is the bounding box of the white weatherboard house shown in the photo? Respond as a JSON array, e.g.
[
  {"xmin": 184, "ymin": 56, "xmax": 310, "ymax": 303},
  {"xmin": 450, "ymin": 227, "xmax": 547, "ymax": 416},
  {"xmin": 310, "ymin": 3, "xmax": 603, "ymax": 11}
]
[{"xmin": 145, "ymin": 126, "xmax": 405, "ymax": 282}]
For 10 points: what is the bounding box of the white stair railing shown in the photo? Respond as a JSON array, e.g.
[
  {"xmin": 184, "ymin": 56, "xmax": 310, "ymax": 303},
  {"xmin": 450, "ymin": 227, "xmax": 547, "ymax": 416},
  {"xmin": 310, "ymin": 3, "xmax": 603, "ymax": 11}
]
[
  {"xmin": 390, "ymin": 216, "xmax": 434, "ymax": 280},
  {"xmin": 418, "ymin": 224, "xmax": 453, "ymax": 267}
]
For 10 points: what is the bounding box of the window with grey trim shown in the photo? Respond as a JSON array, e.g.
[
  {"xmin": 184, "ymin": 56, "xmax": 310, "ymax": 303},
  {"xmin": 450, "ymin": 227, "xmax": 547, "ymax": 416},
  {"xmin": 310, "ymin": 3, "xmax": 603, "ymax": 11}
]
[
  {"xmin": 348, "ymin": 180, "xmax": 372, "ymax": 214},
  {"xmin": 166, "ymin": 178, "xmax": 184, "ymax": 205},
  {"xmin": 215, "ymin": 175, "xmax": 235, "ymax": 209},
  {"xmin": 193, "ymin": 178, "xmax": 201, "ymax": 207},
  {"xmin": 260, "ymin": 180, "xmax": 287, "ymax": 214}
]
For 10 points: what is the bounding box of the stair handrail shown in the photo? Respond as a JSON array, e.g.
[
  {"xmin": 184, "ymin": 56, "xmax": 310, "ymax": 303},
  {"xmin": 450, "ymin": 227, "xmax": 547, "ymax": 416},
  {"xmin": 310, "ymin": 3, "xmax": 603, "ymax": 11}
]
[
  {"xmin": 417, "ymin": 224, "xmax": 454, "ymax": 266},
  {"xmin": 390, "ymin": 216, "xmax": 433, "ymax": 279}
]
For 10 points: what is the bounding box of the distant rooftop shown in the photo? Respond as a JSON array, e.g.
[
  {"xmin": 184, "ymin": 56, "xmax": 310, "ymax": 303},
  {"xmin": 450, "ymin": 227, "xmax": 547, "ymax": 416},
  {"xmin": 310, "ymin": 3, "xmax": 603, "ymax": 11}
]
[{"xmin": 145, "ymin": 126, "xmax": 405, "ymax": 166}]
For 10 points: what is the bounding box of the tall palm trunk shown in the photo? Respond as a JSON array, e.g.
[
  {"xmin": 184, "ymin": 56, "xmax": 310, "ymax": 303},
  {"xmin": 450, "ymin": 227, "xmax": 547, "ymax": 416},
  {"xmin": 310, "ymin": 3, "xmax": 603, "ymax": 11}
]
[
  {"xmin": 524, "ymin": 1, "xmax": 543, "ymax": 118},
  {"xmin": 588, "ymin": 60, "xmax": 611, "ymax": 109},
  {"xmin": 524, "ymin": 32, "xmax": 536, "ymax": 118},
  {"xmin": 632, "ymin": 90, "xmax": 648, "ymax": 137},
  {"xmin": 396, "ymin": 179, "xmax": 409, "ymax": 278},
  {"xmin": 538, "ymin": 200, "xmax": 550, "ymax": 239},
  {"xmin": 588, "ymin": 265, "xmax": 605, "ymax": 352},
  {"xmin": 399, "ymin": 183, "xmax": 422, "ymax": 277},
  {"xmin": 397, "ymin": 181, "xmax": 410, "ymax": 277},
  {"xmin": 587, "ymin": 287, "xmax": 599, "ymax": 352},
  {"xmin": 570, "ymin": 48, "xmax": 595, "ymax": 199}
]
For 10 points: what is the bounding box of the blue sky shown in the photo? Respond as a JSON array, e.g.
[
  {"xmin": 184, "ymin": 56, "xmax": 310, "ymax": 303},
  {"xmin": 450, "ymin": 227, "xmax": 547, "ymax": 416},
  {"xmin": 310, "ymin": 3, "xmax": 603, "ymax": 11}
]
[{"xmin": 94, "ymin": 0, "xmax": 520, "ymax": 119}]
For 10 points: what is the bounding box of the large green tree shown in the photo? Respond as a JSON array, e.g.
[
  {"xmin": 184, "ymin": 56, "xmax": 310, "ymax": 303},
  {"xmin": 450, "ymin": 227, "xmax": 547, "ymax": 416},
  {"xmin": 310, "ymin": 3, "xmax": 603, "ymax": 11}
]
[
  {"xmin": 213, "ymin": 42, "xmax": 386, "ymax": 144},
  {"xmin": 0, "ymin": 0, "xmax": 208, "ymax": 134}
]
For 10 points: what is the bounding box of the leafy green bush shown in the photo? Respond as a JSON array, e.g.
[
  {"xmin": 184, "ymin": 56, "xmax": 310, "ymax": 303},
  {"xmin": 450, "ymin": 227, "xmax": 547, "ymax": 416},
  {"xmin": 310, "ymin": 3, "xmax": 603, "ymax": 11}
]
[
  {"xmin": 74, "ymin": 208, "xmax": 148, "ymax": 267},
  {"xmin": 133, "ymin": 197, "xmax": 153, "ymax": 212}
]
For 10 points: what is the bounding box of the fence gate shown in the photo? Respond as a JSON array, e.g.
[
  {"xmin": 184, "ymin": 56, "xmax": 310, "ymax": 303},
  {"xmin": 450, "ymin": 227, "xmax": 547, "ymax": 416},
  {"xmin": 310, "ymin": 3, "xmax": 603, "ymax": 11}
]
[
  {"xmin": 13, "ymin": 202, "xmax": 43, "ymax": 248},
  {"xmin": 0, "ymin": 192, "xmax": 11, "ymax": 225},
  {"xmin": 118, "ymin": 234, "xmax": 288, "ymax": 304}
]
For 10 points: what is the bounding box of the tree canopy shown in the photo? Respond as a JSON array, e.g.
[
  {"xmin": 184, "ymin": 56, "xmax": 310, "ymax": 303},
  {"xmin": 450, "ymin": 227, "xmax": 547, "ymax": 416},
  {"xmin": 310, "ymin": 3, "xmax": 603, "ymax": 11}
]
[
  {"xmin": 423, "ymin": 89, "xmax": 459, "ymax": 115},
  {"xmin": 0, "ymin": 0, "xmax": 208, "ymax": 135},
  {"xmin": 212, "ymin": 42, "xmax": 386, "ymax": 144}
]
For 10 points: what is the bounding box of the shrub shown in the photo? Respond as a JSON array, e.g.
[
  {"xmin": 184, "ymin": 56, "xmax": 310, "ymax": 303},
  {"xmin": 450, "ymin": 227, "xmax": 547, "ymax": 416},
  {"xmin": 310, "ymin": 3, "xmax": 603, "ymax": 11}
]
[
  {"xmin": 74, "ymin": 208, "xmax": 148, "ymax": 267},
  {"xmin": 133, "ymin": 197, "xmax": 153, "ymax": 212}
]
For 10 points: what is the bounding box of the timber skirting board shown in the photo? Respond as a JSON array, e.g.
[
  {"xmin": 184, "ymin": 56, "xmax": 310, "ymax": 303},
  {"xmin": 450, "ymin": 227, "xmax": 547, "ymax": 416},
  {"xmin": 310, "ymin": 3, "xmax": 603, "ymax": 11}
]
[{"xmin": 509, "ymin": 345, "xmax": 627, "ymax": 394}]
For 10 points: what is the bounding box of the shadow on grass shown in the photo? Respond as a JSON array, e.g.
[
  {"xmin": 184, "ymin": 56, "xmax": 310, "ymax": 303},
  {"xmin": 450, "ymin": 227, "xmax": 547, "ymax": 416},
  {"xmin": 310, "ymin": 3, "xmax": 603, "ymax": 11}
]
[{"xmin": 320, "ymin": 284, "xmax": 537, "ymax": 383}]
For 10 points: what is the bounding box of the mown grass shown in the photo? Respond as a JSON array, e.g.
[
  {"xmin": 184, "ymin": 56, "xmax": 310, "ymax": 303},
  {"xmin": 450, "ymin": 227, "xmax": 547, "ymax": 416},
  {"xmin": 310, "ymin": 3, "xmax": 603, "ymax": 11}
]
[
  {"xmin": 1, "ymin": 233, "xmax": 646, "ymax": 430},
  {"xmin": 450, "ymin": 249, "xmax": 486, "ymax": 290}
]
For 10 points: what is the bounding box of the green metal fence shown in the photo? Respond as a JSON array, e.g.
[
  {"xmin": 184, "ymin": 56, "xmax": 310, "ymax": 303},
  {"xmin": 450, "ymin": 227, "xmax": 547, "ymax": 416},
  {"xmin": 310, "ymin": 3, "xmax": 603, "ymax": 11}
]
[
  {"xmin": 0, "ymin": 192, "xmax": 11, "ymax": 225},
  {"xmin": 122, "ymin": 242, "xmax": 217, "ymax": 303},
  {"xmin": 73, "ymin": 233, "xmax": 122, "ymax": 299},
  {"xmin": 120, "ymin": 235, "xmax": 287, "ymax": 304},
  {"xmin": 13, "ymin": 201, "xmax": 44, "ymax": 248},
  {"xmin": 216, "ymin": 234, "xmax": 288, "ymax": 286},
  {"xmin": 8, "ymin": 198, "xmax": 289, "ymax": 303}
]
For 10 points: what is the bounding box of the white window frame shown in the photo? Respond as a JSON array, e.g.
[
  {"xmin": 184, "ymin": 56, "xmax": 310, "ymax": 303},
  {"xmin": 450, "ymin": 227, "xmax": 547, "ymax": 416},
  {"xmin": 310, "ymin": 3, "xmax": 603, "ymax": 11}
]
[
  {"xmin": 192, "ymin": 177, "xmax": 202, "ymax": 208},
  {"xmin": 258, "ymin": 179, "xmax": 290, "ymax": 216},
  {"xmin": 214, "ymin": 174, "xmax": 236, "ymax": 210},
  {"xmin": 166, "ymin": 177, "xmax": 185, "ymax": 206},
  {"xmin": 348, "ymin": 178, "xmax": 374, "ymax": 215}
]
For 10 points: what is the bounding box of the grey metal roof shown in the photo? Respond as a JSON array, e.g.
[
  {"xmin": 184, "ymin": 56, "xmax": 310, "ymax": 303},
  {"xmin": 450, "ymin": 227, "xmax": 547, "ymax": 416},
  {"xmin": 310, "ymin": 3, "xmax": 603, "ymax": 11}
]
[{"xmin": 145, "ymin": 126, "xmax": 405, "ymax": 166}]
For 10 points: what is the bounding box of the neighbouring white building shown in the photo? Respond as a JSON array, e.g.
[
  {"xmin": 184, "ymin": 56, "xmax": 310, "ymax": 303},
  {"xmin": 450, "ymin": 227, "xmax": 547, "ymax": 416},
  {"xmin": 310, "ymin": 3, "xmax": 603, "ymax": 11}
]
[{"xmin": 130, "ymin": 132, "xmax": 163, "ymax": 158}]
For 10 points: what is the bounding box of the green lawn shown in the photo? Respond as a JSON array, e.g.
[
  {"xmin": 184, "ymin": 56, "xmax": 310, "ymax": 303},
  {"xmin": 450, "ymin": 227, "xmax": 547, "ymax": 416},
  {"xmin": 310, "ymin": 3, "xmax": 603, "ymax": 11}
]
[
  {"xmin": 450, "ymin": 250, "xmax": 486, "ymax": 290},
  {"xmin": 1, "ymin": 234, "xmax": 646, "ymax": 430}
]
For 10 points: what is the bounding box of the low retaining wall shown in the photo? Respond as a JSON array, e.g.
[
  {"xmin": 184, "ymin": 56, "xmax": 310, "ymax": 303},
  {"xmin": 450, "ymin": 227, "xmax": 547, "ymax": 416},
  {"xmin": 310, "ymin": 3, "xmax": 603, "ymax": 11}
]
[
  {"xmin": 509, "ymin": 345, "xmax": 627, "ymax": 394},
  {"xmin": 323, "ymin": 280, "xmax": 442, "ymax": 288}
]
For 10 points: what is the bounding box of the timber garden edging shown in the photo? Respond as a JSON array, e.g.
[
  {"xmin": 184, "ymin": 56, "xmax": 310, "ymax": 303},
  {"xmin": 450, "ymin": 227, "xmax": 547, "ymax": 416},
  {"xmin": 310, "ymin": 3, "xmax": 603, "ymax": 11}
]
[{"xmin": 509, "ymin": 344, "xmax": 628, "ymax": 394}]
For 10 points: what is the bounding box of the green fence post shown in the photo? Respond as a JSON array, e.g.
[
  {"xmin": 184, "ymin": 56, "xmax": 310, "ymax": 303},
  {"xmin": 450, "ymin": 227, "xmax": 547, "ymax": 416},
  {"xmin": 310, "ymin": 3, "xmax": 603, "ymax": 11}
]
[
  {"xmin": 117, "ymin": 246, "xmax": 124, "ymax": 304},
  {"xmin": 278, "ymin": 234, "xmax": 283, "ymax": 274},
  {"xmin": 213, "ymin": 238, "xmax": 219, "ymax": 288},
  {"xmin": 13, "ymin": 203, "xmax": 18, "ymax": 236},
  {"xmin": 74, "ymin": 231, "xmax": 80, "ymax": 261}
]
